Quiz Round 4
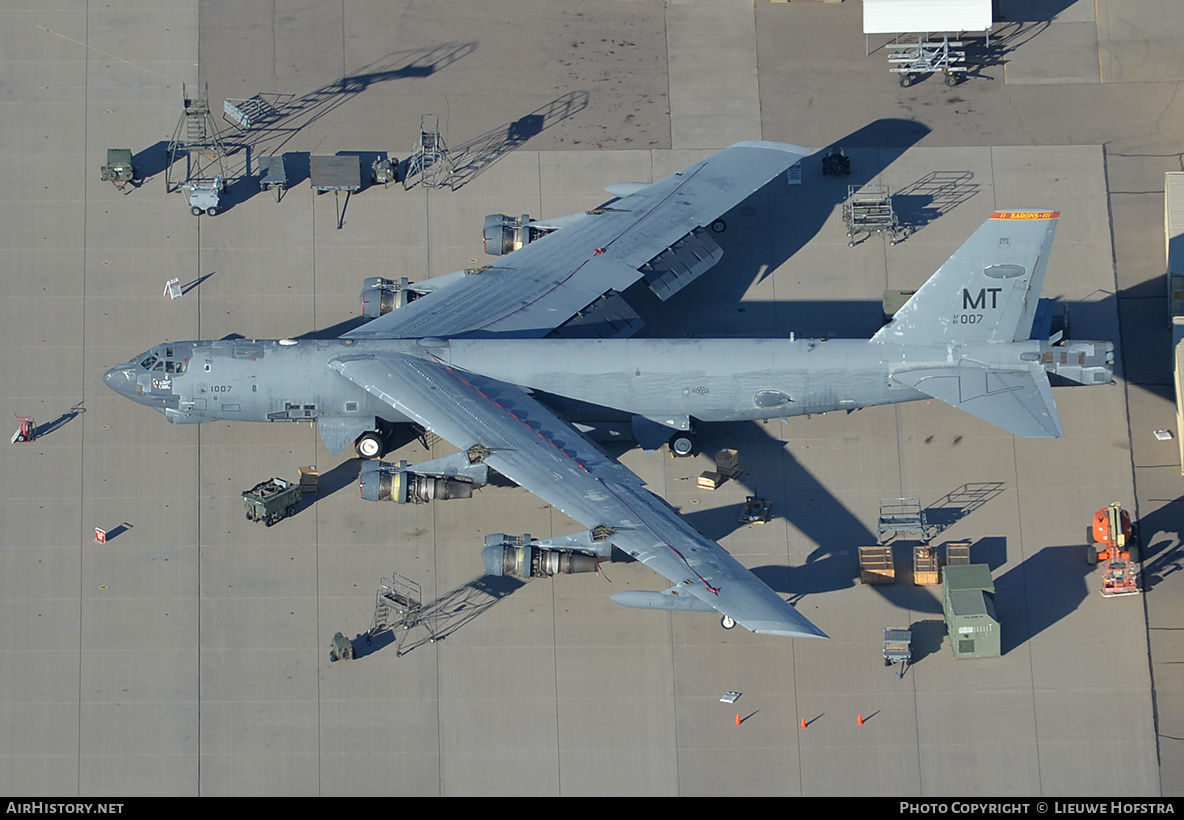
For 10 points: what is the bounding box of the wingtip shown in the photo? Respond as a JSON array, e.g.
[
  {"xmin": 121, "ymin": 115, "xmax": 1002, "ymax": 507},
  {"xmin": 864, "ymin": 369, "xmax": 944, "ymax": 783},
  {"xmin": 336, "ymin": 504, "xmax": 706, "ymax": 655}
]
[
  {"xmin": 730, "ymin": 139, "xmax": 814, "ymax": 157},
  {"xmin": 748, "ymin": 621, "xmax": 829, "ymax": 640}
]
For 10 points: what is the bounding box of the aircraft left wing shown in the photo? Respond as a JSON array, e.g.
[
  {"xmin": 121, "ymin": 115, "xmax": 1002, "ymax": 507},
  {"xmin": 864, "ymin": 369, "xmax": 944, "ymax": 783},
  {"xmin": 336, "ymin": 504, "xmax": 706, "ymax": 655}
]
[
  {"xmin": 344, "ymin": 141, "xmax": 811, "ymax": 341},
  {"xmin": 892, "ymin": 362, "xmax": 1063, "ymax": 438},
  {"xmin": 328, "ymin": 350, "xmax": 827, "ymax": 639}
]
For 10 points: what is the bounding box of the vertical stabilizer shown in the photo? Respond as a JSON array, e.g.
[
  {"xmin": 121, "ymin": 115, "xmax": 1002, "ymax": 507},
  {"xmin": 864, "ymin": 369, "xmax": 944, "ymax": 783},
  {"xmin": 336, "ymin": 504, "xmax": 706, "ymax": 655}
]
[{"xmin": 873, "ymin": 211, "xmax": 1060, "ymax": 345}]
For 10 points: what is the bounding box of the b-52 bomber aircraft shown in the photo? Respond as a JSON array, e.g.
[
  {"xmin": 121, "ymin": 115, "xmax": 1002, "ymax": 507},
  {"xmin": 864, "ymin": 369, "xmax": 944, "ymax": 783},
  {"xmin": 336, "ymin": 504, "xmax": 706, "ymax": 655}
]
[{"xmin": 104, "ymin": 141, "xmax": 1113, "ymax": 640}]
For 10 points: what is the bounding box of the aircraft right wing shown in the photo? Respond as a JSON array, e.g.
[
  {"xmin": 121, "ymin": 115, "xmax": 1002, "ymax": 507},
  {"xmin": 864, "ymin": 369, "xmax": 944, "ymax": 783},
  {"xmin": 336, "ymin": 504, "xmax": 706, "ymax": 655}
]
[
  {"xmin": 344, "ymin": 141, "xmax": 811, "ymax": 341},
  {"xmin": 328, "ymin": 349, "xmax": 827, "ymax": 639}
]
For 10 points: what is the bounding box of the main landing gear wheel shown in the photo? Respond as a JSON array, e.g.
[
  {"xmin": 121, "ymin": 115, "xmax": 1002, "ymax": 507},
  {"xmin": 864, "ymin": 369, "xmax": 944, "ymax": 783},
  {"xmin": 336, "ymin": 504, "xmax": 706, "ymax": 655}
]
[
  {"xmin": 721, "ymin": 614, "xmax": 736, "ymax": 630},
  {"xmin": 355, "ymin": 431, "xmax": 384, "ymax": 459},
  {"xmin": 669, "ymin": 432, "xmax": 695, "ymax": 458}
]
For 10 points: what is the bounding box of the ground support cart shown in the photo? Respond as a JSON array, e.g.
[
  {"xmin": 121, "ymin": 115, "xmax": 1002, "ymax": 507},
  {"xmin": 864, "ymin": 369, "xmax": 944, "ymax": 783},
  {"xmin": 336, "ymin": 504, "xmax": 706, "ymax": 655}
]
[
  {"xmin": 243, "ymin": 477, "xmax": 301, "ymax": 526},
  {"xmin": 886, "ymin": 34, "xmax": 967, "ymax": 88}
]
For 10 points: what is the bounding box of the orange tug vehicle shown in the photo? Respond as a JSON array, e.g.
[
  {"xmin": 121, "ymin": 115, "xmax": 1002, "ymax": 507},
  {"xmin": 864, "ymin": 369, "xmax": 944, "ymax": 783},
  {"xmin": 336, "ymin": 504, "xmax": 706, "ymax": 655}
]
[{"xmin": 1087, "ymin": 503, "xmax": 1141, "ymax": 597}]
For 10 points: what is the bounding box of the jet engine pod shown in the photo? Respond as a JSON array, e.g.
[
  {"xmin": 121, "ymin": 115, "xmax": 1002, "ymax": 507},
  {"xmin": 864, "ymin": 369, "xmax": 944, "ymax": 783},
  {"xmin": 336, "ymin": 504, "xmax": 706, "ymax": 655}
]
[
  {"xmin": 483, "ymin": 214, "xmax": 529, "ymax": 255},
  {"xmin": 358, "ymin": 460, "xmax": 474, "ymax": 504},
  {"xmin": 360, "ymin": 277, "xmax": 419, "ymax": 318},
  {"xmin": 482, "ymin": 213, "xmax": 559, "ymax": 256},
  {"xmin": 482, "ymin": 534, "xmax": 599, "ymax": 578}
]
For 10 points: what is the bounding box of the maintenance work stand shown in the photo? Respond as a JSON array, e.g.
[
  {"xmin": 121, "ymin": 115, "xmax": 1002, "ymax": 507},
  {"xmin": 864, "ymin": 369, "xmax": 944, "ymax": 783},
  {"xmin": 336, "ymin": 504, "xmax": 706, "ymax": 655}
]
[
  {"xmin": 844, "ymin": 184, "xmax": 902, "ymax": 246},
  {"xmin": 886, "ymin": 34, "xmax": 967, "ymax": 87},
  {"xmin": 877, "ymin": 497, "xmax": 933, "ymax": 544},
  {"xmin": 370, "ymin": 572, "xmax": 437, "ymax": 657},
  {"xmin": 403, "ymin": 114, "xmax": 454, "ymax": 190},
  {"xmin": 166, "ymin": 85, "xmax": 229, "ymax": 216}
]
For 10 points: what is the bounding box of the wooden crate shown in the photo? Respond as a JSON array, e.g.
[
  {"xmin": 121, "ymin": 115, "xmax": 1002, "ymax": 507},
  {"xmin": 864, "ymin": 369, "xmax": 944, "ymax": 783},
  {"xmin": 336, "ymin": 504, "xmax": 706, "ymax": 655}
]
[
  {"xmin": 945, "ymin": 540, "xmax": 971, "ymax": 565},
  {"xmin": 697, "ymin": 471, "xmax": 724, "ymax": 490},
  {"xmin": 715, "ymin": 448, "xmax": 741, "ymax": 478},
  {"xmin": 859, "ymin": 545, "xmax": 895, "ymax": 584},
  {"xmin": 913, "ymin": 545, "xmax": 939, "ymax": 585},
  {"xmin": 298, "ymin": 465, "xmax": 319, "ymax": 494}
]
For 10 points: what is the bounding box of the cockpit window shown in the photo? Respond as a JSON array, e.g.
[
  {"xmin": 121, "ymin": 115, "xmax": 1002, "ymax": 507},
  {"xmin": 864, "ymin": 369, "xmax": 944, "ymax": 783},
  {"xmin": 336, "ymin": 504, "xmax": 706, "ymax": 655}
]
[{"xmin": 138, "ymin": 347, "xmax": 186, "ymax": 374}]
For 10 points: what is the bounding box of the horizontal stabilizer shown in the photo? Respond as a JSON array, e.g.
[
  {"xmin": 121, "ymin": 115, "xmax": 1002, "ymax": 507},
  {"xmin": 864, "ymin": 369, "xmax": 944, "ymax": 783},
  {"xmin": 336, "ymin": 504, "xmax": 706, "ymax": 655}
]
[{"xmin": 893, "ymin": 363, "xmax": 1063, "ymax": 438}]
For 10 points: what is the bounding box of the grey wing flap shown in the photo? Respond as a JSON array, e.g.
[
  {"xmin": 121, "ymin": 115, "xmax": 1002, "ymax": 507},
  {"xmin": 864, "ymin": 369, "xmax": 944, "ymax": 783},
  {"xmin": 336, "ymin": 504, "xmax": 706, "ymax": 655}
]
[
  {"xmin": 892, "ymin": 363, "xmax": 1063, "ymax": 438},
  {"xmin": 329, "ymin": 351, "xmax": 826, "ymax": 639},
  {"xmin": 344, "ymin": 141, "xmax": 811, "ymax": 341},
  {"xmin": 602, "ymin": 140, "xmax": 812, "ymax": 268},
  {"xmin": 607, "ymin": 483, "xmax": 827, "ymax": 638}
]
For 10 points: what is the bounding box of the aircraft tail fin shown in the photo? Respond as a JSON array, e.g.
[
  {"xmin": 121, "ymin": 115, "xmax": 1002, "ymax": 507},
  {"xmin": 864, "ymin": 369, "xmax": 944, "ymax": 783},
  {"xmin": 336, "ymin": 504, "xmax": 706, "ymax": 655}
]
[
  {"xmin": 872, "ymin": 211, "xmax": 1060, "ymax": 346},
  {"xmin": 892, "ymin": 362, "xmax": 1064, "ymax": 438}
]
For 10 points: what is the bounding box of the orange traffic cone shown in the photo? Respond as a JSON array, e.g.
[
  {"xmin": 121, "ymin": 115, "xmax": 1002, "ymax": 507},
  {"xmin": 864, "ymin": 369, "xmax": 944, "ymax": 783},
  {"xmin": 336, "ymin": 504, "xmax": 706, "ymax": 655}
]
[
  {"xmin": 857, "ymin": 714, "xmax": 864, "ymax": 726},
  {"xmin": 735, "ymin": 714, "xmax": 742, "ymax": 726},
  {"xmin": 800, "ymin": 717, "xmax": 807, "ymax": 729}
]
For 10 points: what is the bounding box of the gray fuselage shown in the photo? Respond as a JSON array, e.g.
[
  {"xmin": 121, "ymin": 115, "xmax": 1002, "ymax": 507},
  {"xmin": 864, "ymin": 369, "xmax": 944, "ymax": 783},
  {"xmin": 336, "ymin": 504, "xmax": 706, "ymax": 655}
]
[{"xmin": 105, "ymin": 335, "xmax": 1058, "ymax": 437}]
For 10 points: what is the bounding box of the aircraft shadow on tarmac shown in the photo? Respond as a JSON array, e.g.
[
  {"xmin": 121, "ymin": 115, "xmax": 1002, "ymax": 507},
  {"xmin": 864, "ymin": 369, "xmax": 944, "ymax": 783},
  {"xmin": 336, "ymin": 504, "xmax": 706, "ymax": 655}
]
[{"xmin": 622, "ymin": 120, "xmax": 933, "ymax": 340}]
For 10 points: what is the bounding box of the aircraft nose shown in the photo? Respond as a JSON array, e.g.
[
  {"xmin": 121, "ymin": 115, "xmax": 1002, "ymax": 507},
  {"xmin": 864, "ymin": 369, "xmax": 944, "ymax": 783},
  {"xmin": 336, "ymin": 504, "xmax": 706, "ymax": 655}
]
[{"xmin": 103, "ymin": 365, "xmax": 136, "ymax": 397}]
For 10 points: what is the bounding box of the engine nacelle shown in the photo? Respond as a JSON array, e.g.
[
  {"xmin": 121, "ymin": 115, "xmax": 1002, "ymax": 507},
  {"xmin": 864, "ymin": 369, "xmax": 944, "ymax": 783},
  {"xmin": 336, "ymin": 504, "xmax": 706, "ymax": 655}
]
[
  {"xmin": 482, "ymin": 213, "xmax": 557, "ymax": 256},
  {"xmin": 361, "ymin": 277, "xmax": 420, "ymax": 318},
  {"xmin": 482, "ymin": 533, "xmax": 599, "ymax": 578},
  {"xmin": 359, "ymin": 460, "xmax": 475, "ymax": 504}
]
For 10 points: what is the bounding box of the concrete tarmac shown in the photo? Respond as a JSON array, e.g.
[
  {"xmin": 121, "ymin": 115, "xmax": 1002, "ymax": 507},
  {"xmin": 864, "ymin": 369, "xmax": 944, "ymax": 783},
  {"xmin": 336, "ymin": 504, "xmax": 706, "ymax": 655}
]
[{"xmin": 1, "ymin": 0, "xmax": 1181, "ymax": 797}]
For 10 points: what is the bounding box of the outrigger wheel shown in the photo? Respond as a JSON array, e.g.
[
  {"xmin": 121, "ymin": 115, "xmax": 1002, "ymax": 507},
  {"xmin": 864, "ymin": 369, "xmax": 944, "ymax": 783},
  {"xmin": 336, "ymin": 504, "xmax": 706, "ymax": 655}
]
[
  {"xmin": 354, "ymin": 431, "xmax": 385, "ymax": 459},
  {"xmin": 669, "ymin": 431, "xmax": 695, "ymax": 457}
]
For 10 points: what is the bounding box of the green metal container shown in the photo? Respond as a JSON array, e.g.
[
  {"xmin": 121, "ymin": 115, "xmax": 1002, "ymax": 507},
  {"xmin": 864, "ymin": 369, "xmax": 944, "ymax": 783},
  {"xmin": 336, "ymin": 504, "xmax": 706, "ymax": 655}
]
[{"xmin": 942, "ymin": 564, "xmax": 1000, "ymax": 659}]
